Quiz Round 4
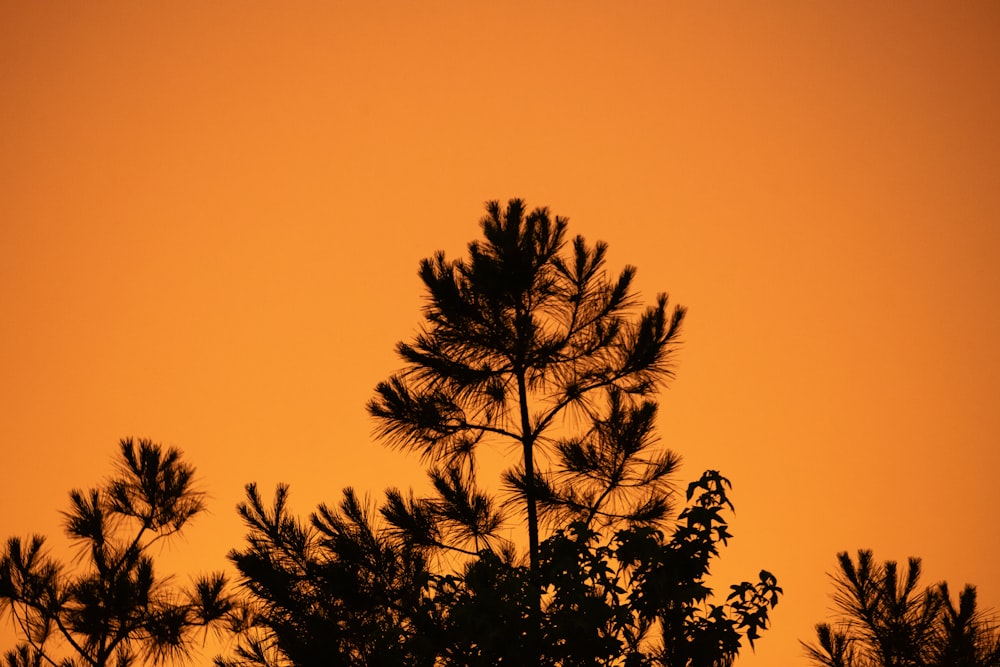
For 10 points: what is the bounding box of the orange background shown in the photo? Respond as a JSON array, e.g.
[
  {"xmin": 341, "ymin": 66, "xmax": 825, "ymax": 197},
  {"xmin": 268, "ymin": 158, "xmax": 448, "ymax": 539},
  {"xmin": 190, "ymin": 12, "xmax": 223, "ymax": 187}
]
[{"xmin": 2, "ymin": 3, "xmax": 999, "ymax": 664}]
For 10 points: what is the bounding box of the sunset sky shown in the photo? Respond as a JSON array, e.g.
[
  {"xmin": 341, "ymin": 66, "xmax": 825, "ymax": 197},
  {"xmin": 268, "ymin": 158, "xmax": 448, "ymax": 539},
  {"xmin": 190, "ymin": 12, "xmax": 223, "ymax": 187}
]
[{"xmin": 2, "ymin": 2, "xmax": 999, "ymax": 664}]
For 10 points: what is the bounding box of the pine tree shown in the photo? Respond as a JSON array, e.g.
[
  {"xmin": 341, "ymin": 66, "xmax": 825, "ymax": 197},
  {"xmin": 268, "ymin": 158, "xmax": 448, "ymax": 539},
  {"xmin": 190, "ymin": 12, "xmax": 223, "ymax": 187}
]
[
  {"xmin": 367, "ymin": 198, "xmax": 686, "ymax": 572},
  {"xmin": 804, "ymin": 550, "xmax": 1000, "ymax": 667},
  {"xmin": 0, "ymin": 438, "xmax": 233, "ymax": 667}
]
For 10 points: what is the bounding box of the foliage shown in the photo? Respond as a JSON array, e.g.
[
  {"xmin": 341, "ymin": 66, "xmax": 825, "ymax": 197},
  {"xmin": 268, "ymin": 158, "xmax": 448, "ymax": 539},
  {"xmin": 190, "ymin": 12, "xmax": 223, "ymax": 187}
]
[
  {"xmin": 223, "ymin": 471, "xmax": 779, "ymax": 667},
  {"xmin": 220, "ymin": 484, "xmax": 433, "ymax": 667},
  {"xmin": 803, "ymin": 549, "xmax": 1000, "ymax": 667},
  {"xmin": 430, "ymin": 469, "xmax": 781, "ymax": 667},
  {"xmin": 0, "ymin": 438, "xmax": 233, "ymax": 667},
  {"xmin": 224, "ymin": 199, "xmax": 781, "ymax": 666}
]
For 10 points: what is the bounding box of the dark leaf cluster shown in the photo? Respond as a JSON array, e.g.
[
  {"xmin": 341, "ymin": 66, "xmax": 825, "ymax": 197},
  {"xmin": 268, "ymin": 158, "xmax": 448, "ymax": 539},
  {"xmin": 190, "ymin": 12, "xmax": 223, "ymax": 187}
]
[{"xmin": 222, "ymin": 471, "xmax": 780, "ymax": 667}]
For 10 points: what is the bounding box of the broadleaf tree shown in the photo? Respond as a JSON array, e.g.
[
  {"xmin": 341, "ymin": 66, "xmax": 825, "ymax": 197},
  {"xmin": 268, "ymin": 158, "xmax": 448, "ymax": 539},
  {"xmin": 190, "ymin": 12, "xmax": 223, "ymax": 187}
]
[
  {"xmin": 0, "ymin": 438, "xmax": 234, "ymax": 667},
  {"xmin": 223, "ymin": 199, "xmax": 781, "ymax": 666}
]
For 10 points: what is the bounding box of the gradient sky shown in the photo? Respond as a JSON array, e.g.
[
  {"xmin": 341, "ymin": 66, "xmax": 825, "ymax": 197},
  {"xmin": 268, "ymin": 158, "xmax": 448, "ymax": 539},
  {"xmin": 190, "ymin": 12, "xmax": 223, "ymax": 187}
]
[{"xmin": 2, "ymin": 3, "xmax": 999, "ymax": 664}]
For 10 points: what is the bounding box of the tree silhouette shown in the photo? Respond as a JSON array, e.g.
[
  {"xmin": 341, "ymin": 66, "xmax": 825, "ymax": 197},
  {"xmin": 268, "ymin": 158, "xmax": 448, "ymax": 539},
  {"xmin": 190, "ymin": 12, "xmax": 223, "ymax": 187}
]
[
  {"xmin": 223, "ymin": 472, "xmax": 780, "ymax": 666},
  {"xmin": 426, "ymin": 469, "xmax": 780, "ymax": 666},
  {"xmin": 223, "ymin": 199, "xmax": 781, "ymax": 666},
  {"xmin": 0, "ymin": 438, "xmax": 233, "ymax": 667},
  {"xmin": 367, "ymin": 198, "xmax": 686, "ymax": 573},
  {"xmin": 220, "ymin": 485, "xmax": 434, "ymax": 667},
  {"xmin": 803, "ymin": 549, "xmax": 1000, "ymax": 667}
]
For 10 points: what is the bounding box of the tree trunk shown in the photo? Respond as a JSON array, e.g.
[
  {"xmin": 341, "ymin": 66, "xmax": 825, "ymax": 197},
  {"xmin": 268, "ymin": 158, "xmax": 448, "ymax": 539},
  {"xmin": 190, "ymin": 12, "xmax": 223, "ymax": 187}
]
[{"xmin": 516, "ymin": 370, "xmax": 539, "ymax": 575}]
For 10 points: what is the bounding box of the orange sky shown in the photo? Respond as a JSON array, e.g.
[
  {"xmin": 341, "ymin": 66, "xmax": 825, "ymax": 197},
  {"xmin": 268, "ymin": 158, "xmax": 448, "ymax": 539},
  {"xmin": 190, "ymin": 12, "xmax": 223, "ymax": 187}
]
[{"xmin": 2, "ymin": 2, "xmax": 999, "ymax": 664}]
